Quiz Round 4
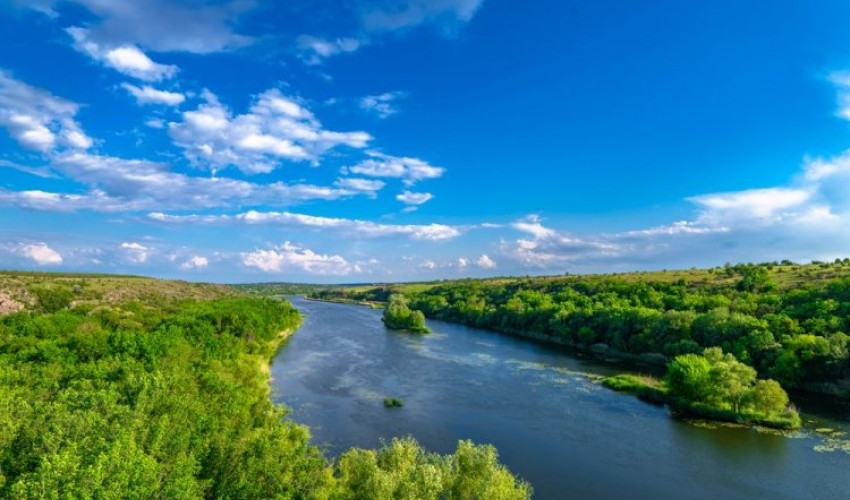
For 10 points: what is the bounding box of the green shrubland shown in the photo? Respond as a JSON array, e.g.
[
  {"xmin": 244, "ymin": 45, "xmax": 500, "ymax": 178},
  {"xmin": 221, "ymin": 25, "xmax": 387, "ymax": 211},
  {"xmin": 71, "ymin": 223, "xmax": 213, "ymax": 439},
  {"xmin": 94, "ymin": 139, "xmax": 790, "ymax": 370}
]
[{"xmin": 0, "ymin": 275, "xmax": 529, "ymax": 499}]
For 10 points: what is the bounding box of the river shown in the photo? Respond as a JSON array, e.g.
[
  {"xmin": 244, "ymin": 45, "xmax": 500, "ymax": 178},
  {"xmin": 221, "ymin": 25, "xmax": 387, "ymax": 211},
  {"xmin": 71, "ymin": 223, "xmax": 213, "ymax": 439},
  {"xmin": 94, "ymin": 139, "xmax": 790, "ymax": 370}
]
[{"xmin": 269, "ymin": 296, "xmax": 850, "ymax": 500}]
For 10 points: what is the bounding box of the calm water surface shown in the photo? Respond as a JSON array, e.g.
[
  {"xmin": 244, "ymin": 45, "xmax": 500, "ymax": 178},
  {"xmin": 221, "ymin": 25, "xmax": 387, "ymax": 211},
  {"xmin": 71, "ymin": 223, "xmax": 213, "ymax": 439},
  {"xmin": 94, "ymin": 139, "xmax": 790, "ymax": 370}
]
[{"xmin": 270, "ymin": 297, "xmax": 850, "ymax": 500}]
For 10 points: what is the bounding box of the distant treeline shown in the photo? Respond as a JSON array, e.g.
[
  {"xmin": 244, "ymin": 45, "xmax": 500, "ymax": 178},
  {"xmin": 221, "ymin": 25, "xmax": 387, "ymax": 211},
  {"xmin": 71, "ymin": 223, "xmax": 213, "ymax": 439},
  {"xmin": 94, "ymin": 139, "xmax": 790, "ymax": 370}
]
[
  {"xmin": 312, "ymin": 261, "xmax": 850, "ymax": 397},
  {"xmin": 232, "ymin": 282, "xmax": 333, "ymax": 296}
]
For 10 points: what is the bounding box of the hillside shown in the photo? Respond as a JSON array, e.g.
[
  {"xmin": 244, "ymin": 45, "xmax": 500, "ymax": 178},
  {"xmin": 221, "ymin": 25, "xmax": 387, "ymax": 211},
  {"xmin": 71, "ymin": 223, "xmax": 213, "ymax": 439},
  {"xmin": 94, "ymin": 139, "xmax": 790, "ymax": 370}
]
[
  {"xmin": 299, "ymin": 259, "xmax": 850, "ymax": 297},
  {"xmin": 0, "ymin": 271, "xmax": 240, "ymax": 314}
]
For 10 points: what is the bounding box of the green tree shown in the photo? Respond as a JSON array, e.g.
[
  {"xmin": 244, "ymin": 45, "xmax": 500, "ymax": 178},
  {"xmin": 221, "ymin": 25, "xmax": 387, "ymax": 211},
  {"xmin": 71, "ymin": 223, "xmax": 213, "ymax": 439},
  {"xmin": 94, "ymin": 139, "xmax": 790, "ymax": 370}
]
[{"xmin": 382, "ymin": 294, "xmax": 430, "ymax": 333}]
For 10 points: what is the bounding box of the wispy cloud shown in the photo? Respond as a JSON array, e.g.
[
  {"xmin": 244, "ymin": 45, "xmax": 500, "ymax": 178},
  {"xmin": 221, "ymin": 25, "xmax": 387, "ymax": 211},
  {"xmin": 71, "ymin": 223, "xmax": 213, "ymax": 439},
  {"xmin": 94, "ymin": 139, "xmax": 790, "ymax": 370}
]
[
  {"xmin": 148, "ymin": 210, "xmax": 464, "ymax": 241},
  {"xmin": 343, "ymin": 151, "xmax": 445, "ymax": 186},
  {"xmin": 360, "ymin": 91, "xmax": 407, "ymax": 118},
  {"xmin": 362, "ymin": 0, "xmax": 486, "ymax": 34},
  {"xmin": 27, "ymin": 0, "xmax": 254, "ymax": 54},
  {"xmin": 121, "ymin": 83, "xmax": 185, "ymax": 106},
  {"xmin": 68, "ymin": 27, "xmax": 178, "ymax": 81},
  {"xmin": 0, "ymin": 152, "xmax": 385, "ymax": 212},
  {"xmin": 296, "ymin": 35, "xmax": 362, "ymax": 65}
]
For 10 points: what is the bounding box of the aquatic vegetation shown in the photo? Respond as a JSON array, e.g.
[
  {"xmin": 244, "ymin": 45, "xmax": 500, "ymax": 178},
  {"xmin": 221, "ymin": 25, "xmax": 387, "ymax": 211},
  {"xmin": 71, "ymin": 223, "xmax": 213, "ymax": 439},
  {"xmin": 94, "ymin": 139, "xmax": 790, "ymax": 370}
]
[{"xmin": 384, "ymin": 397, "xmax": 404, "ymax": 408}]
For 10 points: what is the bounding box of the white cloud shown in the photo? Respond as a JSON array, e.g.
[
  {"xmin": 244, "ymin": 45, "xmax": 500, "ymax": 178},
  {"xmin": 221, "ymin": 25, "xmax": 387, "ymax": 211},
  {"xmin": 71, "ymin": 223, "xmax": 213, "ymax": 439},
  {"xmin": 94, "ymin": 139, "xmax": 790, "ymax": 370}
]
[
  {"xmin": 296, "ymin": 35, "xmax": 361, "ymax": 64},
  {"xmin": 28, "ymin": 0, "xmax": 253, "ymax": 54},
  {"xmin": 169, "ymin": 88, "xmax": 371, "ymax": 174},
  {"xmin": 457, "ymin": 257, "xmax": 469, "ymax": 267},
  {"xmin": 689, "ymin": 187, "xmax": 812, "ymax": 222},
  {"xmin": 396, "ymin": 190, "xmax": 433, "ymax": 205},
  {"xmin": 0, "ymin": 152, "xmax": 383, "ymax": 212},
  {"xmin": 362, "ymin": 0, "xmax": 485, "ymax": 34},
  {"xmin": 476, "ymin": 254, "xmax": 496, "ymax": 269},
  {"xmin": 68, "ymin": 27, "xmax": 178, "ymax": 81},
  {"xmin": 420, "ymin": 259, "xmax": 437, "ymax": 269},
  {"xmin": 344, "ymin": 151, "xmax": 445, "ymax": 186},
  {"xmin": 121, "ymin": 242, "xmax": 149, "ymax": 263},
  {"xmin": 512, "ymin": 215, "xmax": 556, "ymax": 239},
  {"xmin": 334, "ymin": 177, "xmax": 387, "ymax": 194},
  {"xmin": 0, "ymin": 71, "xmax": 92, "ymax": 152},
  {"xmin": 830, "ymin": 71, "xmax": 850, "ymax": 121},
  {"xmin": 180, "ymin": 255, "xmax": 209, "ymax": 269},
  {"xmin": 148, "ymin": 210, "xmax": 464, "ymax": 241},
  {"xmin": 121, "ymin": 83, "xmax": 185, "ymax": 106},
  {"xmin": 20, "ymin": 242, "xmax": 63, "ymax": 265},
  {"xmin": 242, "ymin": 242, "xmax": 351, "ymax": 275},
  {"xmin": 360, "ymin": 92, "xmax": 406, "ymax": 118}
]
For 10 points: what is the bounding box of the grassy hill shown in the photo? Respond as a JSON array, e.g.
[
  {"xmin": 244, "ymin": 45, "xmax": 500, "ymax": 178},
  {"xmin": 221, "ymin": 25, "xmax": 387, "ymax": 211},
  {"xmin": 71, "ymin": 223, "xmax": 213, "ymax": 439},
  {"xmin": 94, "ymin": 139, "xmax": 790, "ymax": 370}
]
[
  {"xmin": 0, "ymin": 270, "xmax": 239, "ymax": 314},
  {"xmin": 238, "ymin": 259, "xmax": 850, "ymax": 298}
]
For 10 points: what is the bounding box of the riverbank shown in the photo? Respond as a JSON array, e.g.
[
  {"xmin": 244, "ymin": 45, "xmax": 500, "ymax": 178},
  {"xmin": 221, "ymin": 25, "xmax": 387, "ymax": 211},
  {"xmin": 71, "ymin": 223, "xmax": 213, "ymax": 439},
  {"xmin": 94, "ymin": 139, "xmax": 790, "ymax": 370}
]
[
  {"xmin": 601, "ymin": 374, "xmax": 802, "ymax": 430},
  {"xmin": 261, "ymin": 323, "xmax": 302, "ymax": 386},
  {"xmin": 304, "ymin": 295, "xmax": 383, "ymax": 308}
]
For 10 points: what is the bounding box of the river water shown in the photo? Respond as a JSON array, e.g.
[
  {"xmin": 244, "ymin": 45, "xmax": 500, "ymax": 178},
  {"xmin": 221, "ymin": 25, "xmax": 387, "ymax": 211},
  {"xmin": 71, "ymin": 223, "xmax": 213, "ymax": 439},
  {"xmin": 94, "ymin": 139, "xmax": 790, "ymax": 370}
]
[{"xmin": 270, "ymin": 297, "xmax": 850, "ymax": 500}]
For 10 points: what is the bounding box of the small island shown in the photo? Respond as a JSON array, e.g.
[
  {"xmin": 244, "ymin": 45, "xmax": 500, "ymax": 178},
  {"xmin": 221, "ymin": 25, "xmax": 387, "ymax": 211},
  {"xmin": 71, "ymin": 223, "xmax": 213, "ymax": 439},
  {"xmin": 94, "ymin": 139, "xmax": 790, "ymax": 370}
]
[
  {"xmin": 382, "ymin": 294, "xmax": 431, "ymax": 333},
  {"xmin": 603, "ymin": 347, "xmax": 801, "ymax": 430},
  {"xmin": 383, "ymin": 397, "xmax": 404, "ymax": 408}
]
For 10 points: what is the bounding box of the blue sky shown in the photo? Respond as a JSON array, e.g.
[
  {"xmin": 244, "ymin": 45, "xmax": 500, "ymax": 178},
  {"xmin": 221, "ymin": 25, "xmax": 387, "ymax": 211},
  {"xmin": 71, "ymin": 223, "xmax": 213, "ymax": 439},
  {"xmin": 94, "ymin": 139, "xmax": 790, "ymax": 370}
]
[{"xmin": 2, "ymin": 0, "xmax": 850, "ymax": 282}]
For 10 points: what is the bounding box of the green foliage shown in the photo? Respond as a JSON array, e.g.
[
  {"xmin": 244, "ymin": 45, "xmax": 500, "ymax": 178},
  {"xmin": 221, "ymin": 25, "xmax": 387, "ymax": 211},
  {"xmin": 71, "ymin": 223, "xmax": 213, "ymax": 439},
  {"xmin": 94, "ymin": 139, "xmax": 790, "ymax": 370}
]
[
  {"xmin": 601, "ymin": 374, "xmax": 667, "ymax": 404},
  {"xmin": 334, "ymin": 437, "xmax": 532, "ymax": 500},
  {"xmin": 31, "ymin": 286, "xmax": 74, "ymax": 313},
  {"xmin": 0, "ymin": 293, "xmax": 528, "ymax": 498},
  {"xmin": 383, "ymin": 397, "xmax": 404, "ymax": 408},
  {"xmin": 0, "ymin": 297, "xmax": 328, "ymax": 499},
  {"xmin": 665, "ymin": 348, "xmax": 798, "ymax": 427},
  {"xmin": 382, "ymin": 294, "xmax": 430, "ymax": 333}
]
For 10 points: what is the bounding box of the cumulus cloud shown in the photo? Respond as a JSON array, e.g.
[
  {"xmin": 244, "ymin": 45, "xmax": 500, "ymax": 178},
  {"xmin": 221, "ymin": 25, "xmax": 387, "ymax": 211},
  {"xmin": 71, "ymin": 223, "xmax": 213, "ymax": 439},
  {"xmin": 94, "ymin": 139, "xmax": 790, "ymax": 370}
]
[
  {"xmin": 180, "ymin": 255, "xmax": 209, "ymax": 269},
  {"xmin": 344, "ymin": 151, "xmax": 445, "ymax": 186},
  {"xmin": 20, "ymin": 242, "xmax": 63, "ymax": 265},
  {"xmin": 0, "ymin": 71, "xmax": 92, "ymax": 152},
  {"xmin": 68, "ymin": 27, "xmax": 178, "ymax": 81},
  {"xmin": 121, "ymin": 83, "xmax": 185, "ymax": 106},
  {"xmin": 476, "ymin": 254, "xmax": 496, "ymax": 269},
  {"xmin": 169, "ymin": 89, "xmax": 371, "ymax": 174},
  {"xmin": 25, "ymin": 0, "xmax": 253, "ymax": 54},
  {"xmin": 242, "ymin": 242, "xmax": 351, "ymax": 275},
  {"xmin": 148, "ymin": 210, "xmax": 464, "ymax": 241},
  {"xmin": 360, "ymin": 92, "xmax": 406, "ymax": 118},
  {"xmin": 121, "ymin": 242, "xmax": 149, "ymax": 263}
]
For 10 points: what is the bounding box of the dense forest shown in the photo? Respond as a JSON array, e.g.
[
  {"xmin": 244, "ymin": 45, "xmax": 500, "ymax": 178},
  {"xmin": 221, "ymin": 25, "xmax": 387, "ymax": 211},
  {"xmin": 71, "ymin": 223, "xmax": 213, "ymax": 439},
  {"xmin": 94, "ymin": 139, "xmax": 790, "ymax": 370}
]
[
  {"xmin": 310, "ymin": 261, "xmax": 850, "ymax": 398},
  {"xmin": 0, "ymin": 275, "xmax": 530, "ymax": 499}
]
